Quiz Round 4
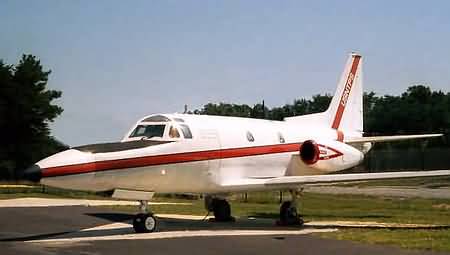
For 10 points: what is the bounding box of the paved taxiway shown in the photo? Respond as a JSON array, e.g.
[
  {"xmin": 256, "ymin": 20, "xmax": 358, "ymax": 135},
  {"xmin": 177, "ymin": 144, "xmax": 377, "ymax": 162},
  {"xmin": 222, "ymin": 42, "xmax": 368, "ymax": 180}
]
[{"xmin": 0, "ymin": 200, "xmax": 448, "ymax": 255}]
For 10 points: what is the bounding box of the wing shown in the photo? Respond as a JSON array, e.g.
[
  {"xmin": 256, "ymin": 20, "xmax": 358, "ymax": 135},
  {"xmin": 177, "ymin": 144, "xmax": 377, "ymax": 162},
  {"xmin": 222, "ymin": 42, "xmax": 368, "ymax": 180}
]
[
  {"xmin": 221, "ymin": 170, "xmax": 450, "ymax": 190},
  {"xmin": 345, "ymin": 134, "xmax": 443, "ymax": 144}
]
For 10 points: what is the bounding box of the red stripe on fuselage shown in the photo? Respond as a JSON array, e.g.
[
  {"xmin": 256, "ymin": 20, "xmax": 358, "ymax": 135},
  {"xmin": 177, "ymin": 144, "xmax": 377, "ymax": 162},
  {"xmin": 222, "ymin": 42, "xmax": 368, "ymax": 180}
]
[
  {"xmin": 331, "ymin": 55, "xmax": 361, "ymax": 130},
  {"xmin": 42, "ymin": 143, "xmax": 302, "ymax": 178}
]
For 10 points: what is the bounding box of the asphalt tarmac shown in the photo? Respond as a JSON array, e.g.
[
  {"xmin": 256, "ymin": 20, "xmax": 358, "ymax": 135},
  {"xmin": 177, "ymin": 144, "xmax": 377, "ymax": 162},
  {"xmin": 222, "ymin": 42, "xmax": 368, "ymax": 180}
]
[{"xmin": 0, "ymin": 204, "xmax": 448, "ymax": 255}]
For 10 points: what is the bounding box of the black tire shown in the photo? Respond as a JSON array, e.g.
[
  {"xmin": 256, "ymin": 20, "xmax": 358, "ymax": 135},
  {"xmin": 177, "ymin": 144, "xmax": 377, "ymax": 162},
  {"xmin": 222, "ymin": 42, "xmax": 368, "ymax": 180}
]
[
  {"xmin": 212, "ymin": 199, "xmax": 232, "ymax": 221},
  {"xmin": 133, "ymin": 213, "xmax": 157, "ymax": 233},
  {"xmin": 279, "ymin": 201, "xmax": 302, "ymax": 226}
]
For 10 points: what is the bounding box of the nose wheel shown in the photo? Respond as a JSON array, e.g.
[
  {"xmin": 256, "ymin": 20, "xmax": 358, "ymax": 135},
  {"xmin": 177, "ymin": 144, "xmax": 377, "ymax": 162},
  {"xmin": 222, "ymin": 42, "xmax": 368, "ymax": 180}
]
[
  {"xmin": 133, "ymin": 200, "xmax": 157, "ymax": 233},
  {"xmin": 133, "ymin": 213, "xmax": 157, "ymax": 233}
]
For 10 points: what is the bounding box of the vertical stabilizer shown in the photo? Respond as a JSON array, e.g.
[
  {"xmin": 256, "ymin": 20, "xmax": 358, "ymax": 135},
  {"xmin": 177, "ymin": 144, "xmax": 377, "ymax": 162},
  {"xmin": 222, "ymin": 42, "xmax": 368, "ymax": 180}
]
[{"xmin": 326, "ymin": 53, "xmax": 363, "ymax": 136}]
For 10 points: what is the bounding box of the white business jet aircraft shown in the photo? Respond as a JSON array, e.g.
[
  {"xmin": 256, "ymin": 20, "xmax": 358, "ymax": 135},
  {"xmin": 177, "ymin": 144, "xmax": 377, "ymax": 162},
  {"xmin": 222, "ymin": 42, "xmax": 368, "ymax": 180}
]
[{"xmin": 23, "ymin": 53, "xmax": 449, "ymax": 233}]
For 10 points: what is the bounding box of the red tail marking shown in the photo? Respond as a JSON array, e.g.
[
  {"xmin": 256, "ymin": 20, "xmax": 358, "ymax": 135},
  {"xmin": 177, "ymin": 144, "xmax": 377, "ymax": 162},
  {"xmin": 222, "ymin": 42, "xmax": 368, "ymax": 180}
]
[
  {"xmin": 336, "ymin": 130, "xmax": 344, "ymax": 142},
  {"xmin": 331, "ymin": 55, "xmax": 361, "ymax": 129}
]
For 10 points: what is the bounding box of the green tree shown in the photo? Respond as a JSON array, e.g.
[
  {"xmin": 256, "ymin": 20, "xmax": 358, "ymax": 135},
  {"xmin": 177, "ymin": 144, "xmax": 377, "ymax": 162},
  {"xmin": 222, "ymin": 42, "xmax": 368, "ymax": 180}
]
[
  {"xmin": 200, "ymin": 103, "xmax": 253, "ymax": 117},
  {"xmin": 251, "ymin": 103, "xmax": 268, "ymax": 119},
  {"xmin": 308, "ymin": 94, "xmax": 332, "ymax": 113},
  {"xmin": 363, "ymin": 91, "xmax": 379, "ymax": 134},
  {"xmin": 0, "ymin": 55, "xmax": 66, "ymax": 179}
]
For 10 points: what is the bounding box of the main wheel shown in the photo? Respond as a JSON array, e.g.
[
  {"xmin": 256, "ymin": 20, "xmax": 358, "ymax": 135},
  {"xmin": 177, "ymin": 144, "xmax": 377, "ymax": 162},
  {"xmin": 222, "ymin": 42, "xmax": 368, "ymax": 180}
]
[
  {"xmin": 279, "ymin": 201, "xmax": 303, "ymax": 226},
  {"xmin": 133, "ymin": 213, "xmax": 157, "ymax": 233},
  {"xmin": 212, "ymin": 199, "xmax": 232, "ymax": 222}
]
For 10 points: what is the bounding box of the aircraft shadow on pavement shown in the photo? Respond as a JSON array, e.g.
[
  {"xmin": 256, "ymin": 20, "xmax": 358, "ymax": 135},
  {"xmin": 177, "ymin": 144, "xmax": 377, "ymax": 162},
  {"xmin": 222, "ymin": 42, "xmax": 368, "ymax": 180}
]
[
  {"xmin": 86, "ymin": 212, "xmax": 299, "ymax": 231},
  {"xmin": 85, "ymin": 212, "xmax": 134, "ymax": 222},
  {"xmin": 0, "ymin": 231, "xmax": 73, "ymax": 242}
]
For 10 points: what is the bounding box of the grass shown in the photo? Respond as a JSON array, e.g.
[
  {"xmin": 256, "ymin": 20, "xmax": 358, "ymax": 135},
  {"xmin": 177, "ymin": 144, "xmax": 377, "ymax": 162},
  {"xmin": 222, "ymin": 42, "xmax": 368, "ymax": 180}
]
[
  {"xmin": 335, "ymin": 175, "xmax": 450, "ymax": 188},
  {"xmin": 0, "ymin": 184, "xmax": 104, "ymax": 200},
  {"xmin": 1, "ymin": 185, "xmax": 449, "ymax": 252}
]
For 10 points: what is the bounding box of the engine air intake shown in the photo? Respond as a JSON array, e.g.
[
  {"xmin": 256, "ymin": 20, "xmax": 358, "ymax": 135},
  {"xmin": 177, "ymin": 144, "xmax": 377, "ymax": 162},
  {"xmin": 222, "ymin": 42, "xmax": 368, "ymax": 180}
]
[{"xmin": 299, "ymin": 140, "xmax": 320, "ymax": 165}]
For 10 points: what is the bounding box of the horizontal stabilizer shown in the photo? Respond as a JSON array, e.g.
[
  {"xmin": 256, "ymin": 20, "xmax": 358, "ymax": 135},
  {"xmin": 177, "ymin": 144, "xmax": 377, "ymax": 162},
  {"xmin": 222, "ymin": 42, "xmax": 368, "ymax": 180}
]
[{"xmin": 345, "ymin": 134, "xmax": 443, "ymax": 144}]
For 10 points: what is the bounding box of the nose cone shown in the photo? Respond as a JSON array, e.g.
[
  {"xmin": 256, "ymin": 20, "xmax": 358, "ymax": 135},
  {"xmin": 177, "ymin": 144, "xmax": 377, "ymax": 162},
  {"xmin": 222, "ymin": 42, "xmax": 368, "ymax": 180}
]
[{"xmin": 22, "ymin": 164, "xmax": 42, "ymax": 182}]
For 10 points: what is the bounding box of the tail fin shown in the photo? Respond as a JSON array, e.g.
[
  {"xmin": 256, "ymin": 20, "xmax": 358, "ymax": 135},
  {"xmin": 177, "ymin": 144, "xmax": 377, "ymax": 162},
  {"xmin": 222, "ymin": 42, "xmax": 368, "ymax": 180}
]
[{"xmin": 325, "ymin": 53, "xmax": 363, "ymax": 136}]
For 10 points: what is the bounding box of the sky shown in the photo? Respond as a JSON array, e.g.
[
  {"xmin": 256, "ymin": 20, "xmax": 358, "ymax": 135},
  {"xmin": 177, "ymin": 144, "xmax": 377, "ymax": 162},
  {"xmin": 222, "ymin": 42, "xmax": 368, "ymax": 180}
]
[{"xmin": 1, "ymin": 0, "xmax": 449, "ymax": 146}]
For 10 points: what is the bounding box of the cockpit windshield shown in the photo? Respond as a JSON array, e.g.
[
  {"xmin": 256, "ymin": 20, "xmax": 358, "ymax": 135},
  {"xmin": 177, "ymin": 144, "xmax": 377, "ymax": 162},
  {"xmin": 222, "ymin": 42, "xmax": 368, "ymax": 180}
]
[{"xmin": 129, "ymin": 124, "xmax": 166, "ymax": 138}]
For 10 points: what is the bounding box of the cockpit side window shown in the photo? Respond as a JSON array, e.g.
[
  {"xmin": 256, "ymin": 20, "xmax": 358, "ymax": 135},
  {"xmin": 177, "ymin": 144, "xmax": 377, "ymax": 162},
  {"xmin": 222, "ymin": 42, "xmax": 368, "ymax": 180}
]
[
  {"xmin": 179, "ymin": 124, "xmax": 193, "ymax": 139},
  {"xmin": 129, "ymin": 124, "xmax": 166, "ymax": 138},
  {"xmin": 169, "ymin": 125, "xmax": 181, "ymax": 138}
]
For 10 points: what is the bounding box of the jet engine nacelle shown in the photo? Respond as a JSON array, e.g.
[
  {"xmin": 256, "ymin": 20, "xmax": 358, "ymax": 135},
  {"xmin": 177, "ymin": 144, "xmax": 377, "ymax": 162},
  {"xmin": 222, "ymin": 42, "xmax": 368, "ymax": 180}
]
[
  {"xmin": 299, "ymin": 140, "xmax": 320, "ymax": 165},
  {"xmin": 298, "ymin": 139, "xmax": 364, "ymax": 173}
]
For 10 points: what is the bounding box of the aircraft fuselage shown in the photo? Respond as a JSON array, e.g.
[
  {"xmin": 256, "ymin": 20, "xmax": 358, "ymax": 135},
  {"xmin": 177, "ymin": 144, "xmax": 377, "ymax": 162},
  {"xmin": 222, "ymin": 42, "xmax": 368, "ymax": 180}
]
[{"xmin": 35, "ymin": 113, "xmax": 362, "ymax": 194}]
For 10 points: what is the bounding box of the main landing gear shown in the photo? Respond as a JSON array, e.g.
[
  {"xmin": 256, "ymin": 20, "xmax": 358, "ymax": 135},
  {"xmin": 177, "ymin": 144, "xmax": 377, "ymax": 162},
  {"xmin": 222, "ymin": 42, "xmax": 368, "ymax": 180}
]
[
  {"xmin": 205, "ymin": 196, "xmax": 234, "ymax": 222},
  {"xmin": 131, "ymin": 190, "xmax": 303, "ymax": 233},
  {"xmin": 278, "ymin": 189, "xmax": 304, "ymax": 226},
  {"xmin": 133, "ymin": 200, "xmax": 157, "ymax": 233},
  {"xmin": 204, "ymin": 191, "xmax": 303, "ymax": 226}
]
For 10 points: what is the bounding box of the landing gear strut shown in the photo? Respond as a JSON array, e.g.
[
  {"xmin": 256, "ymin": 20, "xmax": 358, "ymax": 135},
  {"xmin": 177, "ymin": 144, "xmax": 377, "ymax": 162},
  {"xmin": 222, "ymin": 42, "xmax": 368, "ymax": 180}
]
[
  {"xmin": 205, "ymin": 196, "xmax": 234, "ymax": 222},
  {"xmin": 133, "ymin": 200, "xmax": 157, "ymax": 233},
  {"xmin": 278, "ymin": 189, "xmax": 304, "ymax": 226}
]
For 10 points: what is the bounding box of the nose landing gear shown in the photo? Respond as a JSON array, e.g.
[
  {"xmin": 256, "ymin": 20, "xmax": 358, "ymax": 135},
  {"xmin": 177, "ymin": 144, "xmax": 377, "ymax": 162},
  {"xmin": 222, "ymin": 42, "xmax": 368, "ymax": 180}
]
[{"xmin": 133, "ymin": 200, "xmax": 157, "ymax": 233}]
